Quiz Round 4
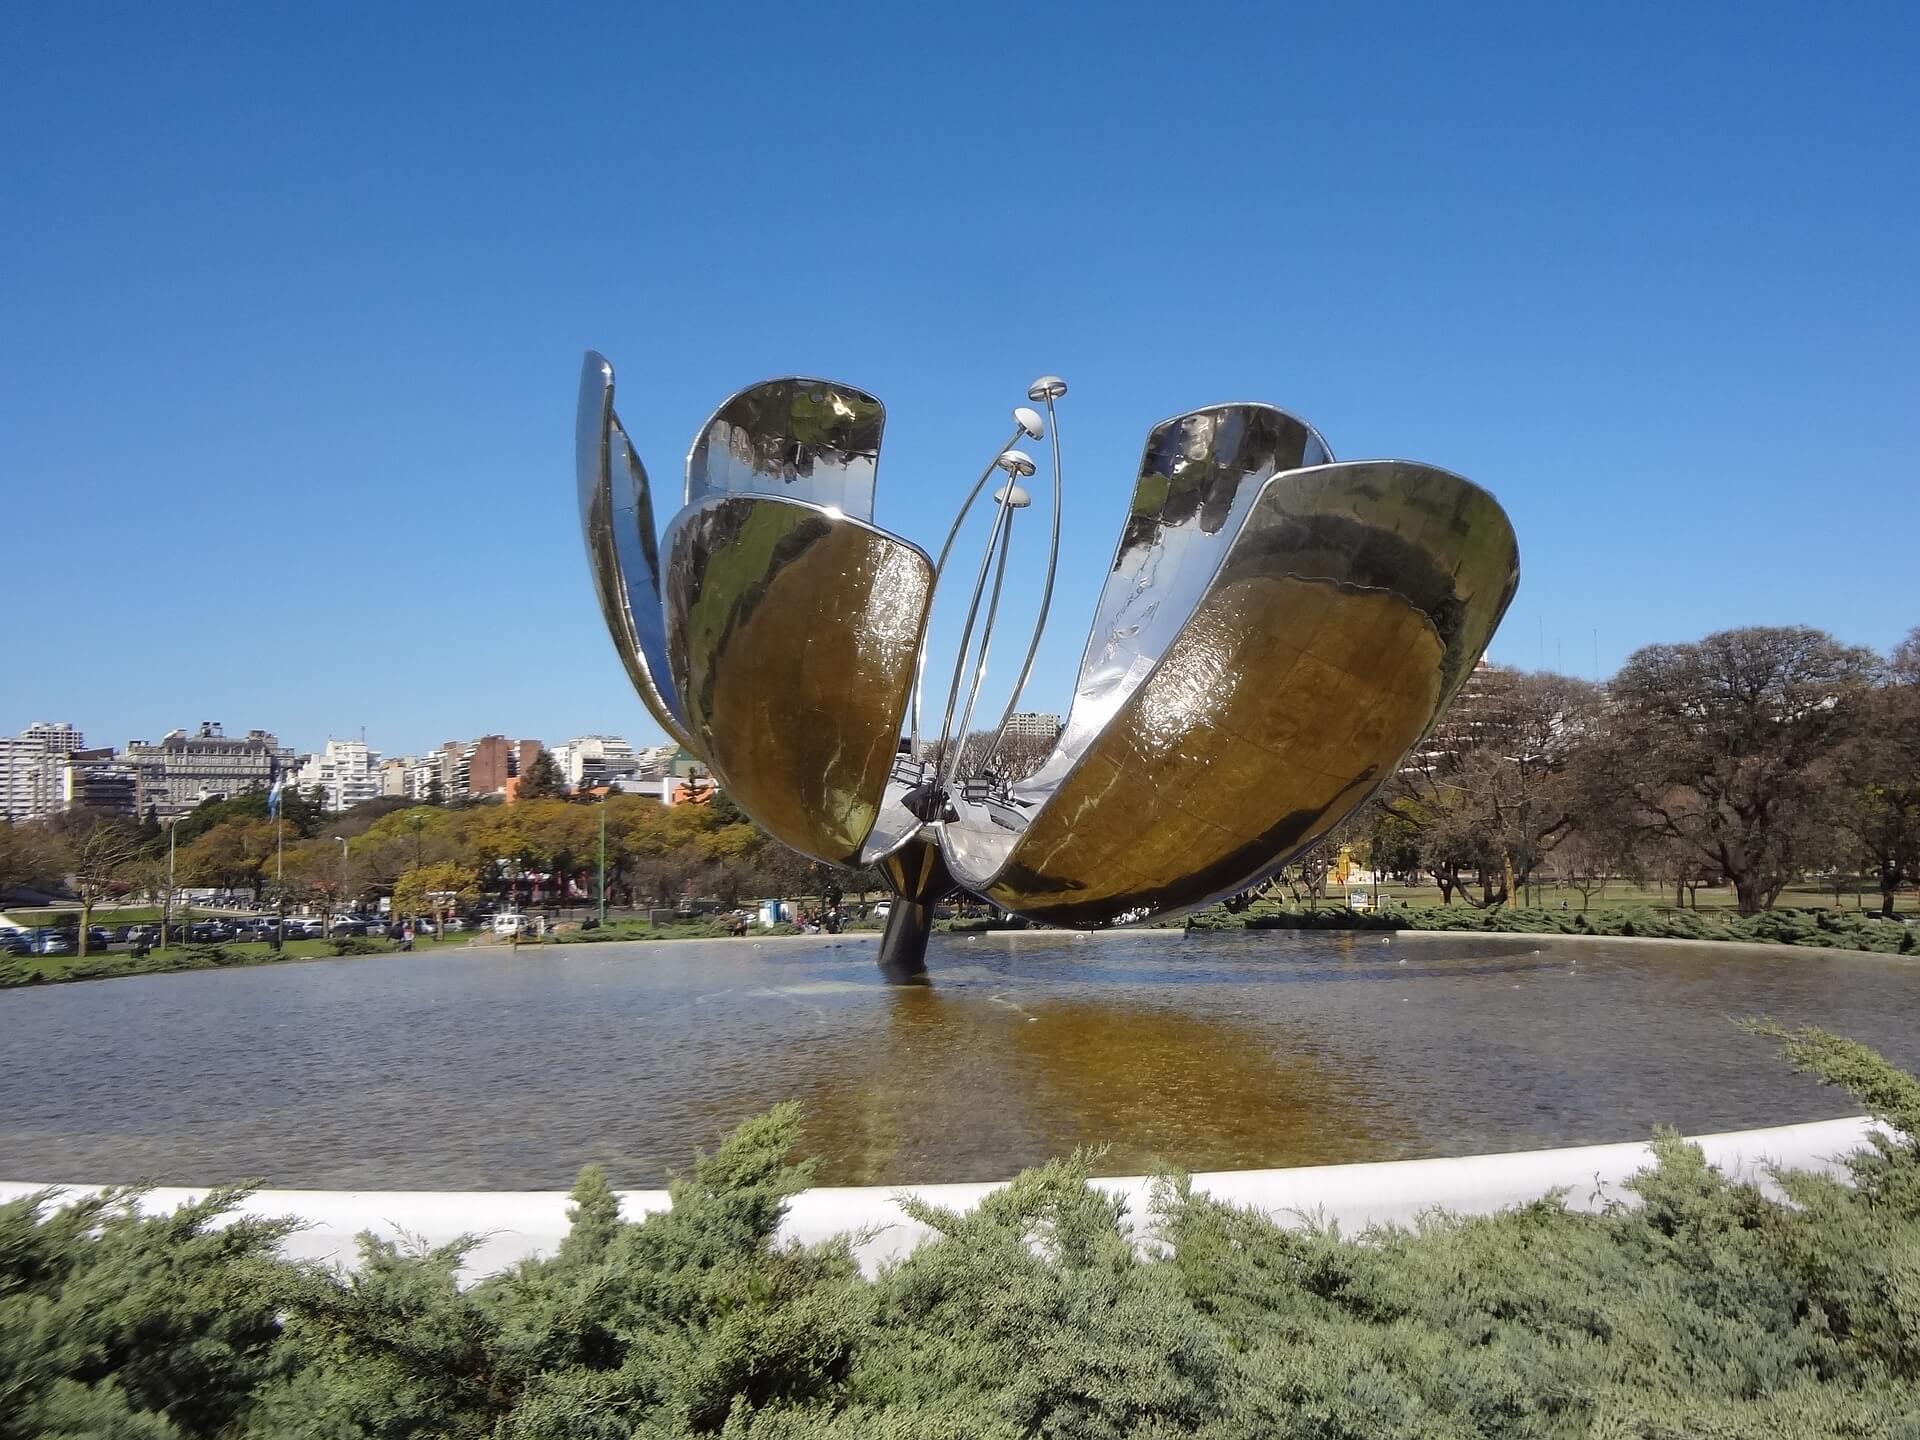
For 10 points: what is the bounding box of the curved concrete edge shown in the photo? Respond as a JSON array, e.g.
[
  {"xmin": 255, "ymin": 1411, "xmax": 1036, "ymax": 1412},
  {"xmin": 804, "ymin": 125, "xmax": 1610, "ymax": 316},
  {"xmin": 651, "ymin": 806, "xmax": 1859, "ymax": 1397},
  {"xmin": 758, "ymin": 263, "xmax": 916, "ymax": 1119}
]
[{"xmin": 0, "ymin": 1116, "xmax": 1882, "ymax": 1279}]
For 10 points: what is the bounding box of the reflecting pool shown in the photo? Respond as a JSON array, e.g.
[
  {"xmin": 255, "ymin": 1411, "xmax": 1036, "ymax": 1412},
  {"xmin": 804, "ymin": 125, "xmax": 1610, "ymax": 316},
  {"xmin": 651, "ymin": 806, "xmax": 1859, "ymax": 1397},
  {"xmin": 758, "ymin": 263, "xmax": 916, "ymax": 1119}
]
[{"xmin": 1, "ymin": 930, "xmax": 1915, "ymax": 1189}]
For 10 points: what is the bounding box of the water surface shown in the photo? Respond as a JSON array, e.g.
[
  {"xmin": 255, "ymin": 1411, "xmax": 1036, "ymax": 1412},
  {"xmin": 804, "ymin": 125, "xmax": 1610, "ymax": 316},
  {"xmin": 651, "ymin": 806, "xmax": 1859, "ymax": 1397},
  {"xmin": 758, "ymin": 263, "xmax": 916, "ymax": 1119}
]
[{"xmin": 1, "ymin": 930, "xmax": 1914, "ymax": 1188}]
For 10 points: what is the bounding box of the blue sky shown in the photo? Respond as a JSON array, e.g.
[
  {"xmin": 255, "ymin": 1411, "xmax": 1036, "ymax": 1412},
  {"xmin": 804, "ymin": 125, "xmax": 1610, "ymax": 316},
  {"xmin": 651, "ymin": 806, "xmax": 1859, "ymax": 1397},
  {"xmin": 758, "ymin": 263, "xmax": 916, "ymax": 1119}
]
[{"xmin": 3, "ymin": 3, "xmax": 1915, "ymax": 757}]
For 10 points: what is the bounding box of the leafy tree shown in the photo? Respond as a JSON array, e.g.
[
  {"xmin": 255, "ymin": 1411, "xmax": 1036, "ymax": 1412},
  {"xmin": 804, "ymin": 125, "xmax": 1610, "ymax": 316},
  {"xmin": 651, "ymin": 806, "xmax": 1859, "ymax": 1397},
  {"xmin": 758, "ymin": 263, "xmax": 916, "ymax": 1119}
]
[
  {"xmin": 1831, "ymin": 627, "xmax": 1920, "ymax": 915},
  {"xmin": 514, "ymin": 748, "xmax": 566, "ymax": 801},
  {"xmin": 392, "ymin": 861, "xmax": 479, "ymax": 929},
  {"xmin": 279, "ymin": 838, "xmax": 366, "ymax": 924},
  {"xmin": 171, "ymin": 787, "xmax": 323, "ymax": 845},
  {"xmin": 1603, "ymin": 626, "xmax": 1877, "ymax": 914},
  {"xmin": 178, "ymin": 817, "xmax": 281, "ymax": 895}
]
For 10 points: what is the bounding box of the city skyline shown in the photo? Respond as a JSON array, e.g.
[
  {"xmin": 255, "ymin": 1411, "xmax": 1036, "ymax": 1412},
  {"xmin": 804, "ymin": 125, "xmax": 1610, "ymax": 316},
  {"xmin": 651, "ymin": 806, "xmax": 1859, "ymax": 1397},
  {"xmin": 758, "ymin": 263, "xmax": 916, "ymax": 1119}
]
[{"xmin": 0, "ymin": 712, "xmax": 1072, "ymax": 822}]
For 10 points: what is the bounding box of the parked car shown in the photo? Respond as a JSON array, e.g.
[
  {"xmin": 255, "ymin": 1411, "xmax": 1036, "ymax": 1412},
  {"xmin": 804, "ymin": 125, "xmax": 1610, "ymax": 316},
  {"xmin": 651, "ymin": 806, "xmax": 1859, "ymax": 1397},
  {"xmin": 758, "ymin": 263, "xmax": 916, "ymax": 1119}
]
[
  {"xmin": 30, "ymin": 929, "xmax": 75, "ymax": 956},
  {"xmin": 0, "ymin": 932, "xmax": 33, "ymax": 956},
  {"xmin": 492, "ymin": 912, "xmax": 531, "ymax": 937}
]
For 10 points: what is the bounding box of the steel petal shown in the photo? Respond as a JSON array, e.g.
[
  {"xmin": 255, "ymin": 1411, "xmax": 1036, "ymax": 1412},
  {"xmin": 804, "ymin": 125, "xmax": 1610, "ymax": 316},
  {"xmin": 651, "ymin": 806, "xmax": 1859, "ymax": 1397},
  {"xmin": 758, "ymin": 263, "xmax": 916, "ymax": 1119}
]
[
  {"xmin": 663, "ymin": 495, "xmax": 934, "ymax": 866},
  {"xmin": 577, "ymin": 352, "xmax": 697, "ymax": 752},
  {"xmin": 945, "ymin": 459, "xmax": 1519, "ymax": 926}
]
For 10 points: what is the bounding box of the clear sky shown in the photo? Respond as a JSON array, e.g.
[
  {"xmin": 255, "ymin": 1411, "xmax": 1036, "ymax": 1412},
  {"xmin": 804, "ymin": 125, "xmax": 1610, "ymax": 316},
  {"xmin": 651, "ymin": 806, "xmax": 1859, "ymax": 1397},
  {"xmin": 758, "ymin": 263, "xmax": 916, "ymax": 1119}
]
[{"xmin": 3, "ymin": 3, "xmax": 1915, "ymax": 758}]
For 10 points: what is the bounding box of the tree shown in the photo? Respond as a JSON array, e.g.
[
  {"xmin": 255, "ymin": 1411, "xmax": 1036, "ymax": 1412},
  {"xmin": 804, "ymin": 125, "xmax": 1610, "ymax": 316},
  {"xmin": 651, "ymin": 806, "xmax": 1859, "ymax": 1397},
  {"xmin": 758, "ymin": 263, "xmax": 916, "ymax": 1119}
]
[
  {"xmin": 178, "ymin": 818, "xmax": 281, "ymax": 895},
  {"xmin": 1831, "ymin": 628, "xmax": 1920, "ymax": 915},
  {"xmin": 1388, "ymin": 670, "xmax": 1600, "ymax": 907},
  {"xmin": 279, "ymin": 838, "xmax": 367, "ymax": 926},
  {"xmin": 56, "ymin": 817, "xmax": 144, "ymax": 957},
  {"xmin": 1603, "ymin": 626, "xmax": 1876, "ymax": 915},
  {"xmin": 392, "ymin": 861, "xmax": 479, "ymax": 932},
  {"xmin": 1549, "ymin": 827, "xmax": 1622, "ymax": 909},
  {"xmin": 172, "ymin": 787, "xmax": 322, "ymax": 845},
  {"xmin": 515, "ymin": 749, "xmax": 566, "ymax": 801},
  {"xmin": 0, "ymin": 819, "xmax": 65, "ymax": 900}
]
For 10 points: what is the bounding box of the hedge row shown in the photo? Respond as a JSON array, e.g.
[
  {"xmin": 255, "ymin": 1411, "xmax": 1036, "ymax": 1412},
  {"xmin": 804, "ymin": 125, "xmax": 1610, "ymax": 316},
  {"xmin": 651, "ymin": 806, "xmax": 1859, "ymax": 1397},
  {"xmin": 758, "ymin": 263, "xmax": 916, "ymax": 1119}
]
[{"xmin": 1186, "ymin": 903, "xmax": 1920, "ymax": 953}]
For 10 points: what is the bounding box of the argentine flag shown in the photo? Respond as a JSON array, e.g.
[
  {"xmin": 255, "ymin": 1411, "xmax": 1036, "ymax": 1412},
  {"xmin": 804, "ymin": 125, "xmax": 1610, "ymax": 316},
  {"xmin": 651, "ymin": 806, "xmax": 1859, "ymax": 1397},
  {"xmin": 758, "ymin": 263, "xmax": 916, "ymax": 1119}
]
[{"xmin": 267, "ymin": 757, "xmax": 284, "ymax": 819}]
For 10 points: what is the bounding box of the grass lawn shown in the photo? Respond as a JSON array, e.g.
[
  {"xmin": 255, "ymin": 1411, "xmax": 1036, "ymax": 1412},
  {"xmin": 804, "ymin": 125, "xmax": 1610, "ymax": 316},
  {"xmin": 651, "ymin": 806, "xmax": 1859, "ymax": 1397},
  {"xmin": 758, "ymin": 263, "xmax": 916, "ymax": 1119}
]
[{"xmin": 0, "ymin": 930, "xmax": 479, "ymax": 986}]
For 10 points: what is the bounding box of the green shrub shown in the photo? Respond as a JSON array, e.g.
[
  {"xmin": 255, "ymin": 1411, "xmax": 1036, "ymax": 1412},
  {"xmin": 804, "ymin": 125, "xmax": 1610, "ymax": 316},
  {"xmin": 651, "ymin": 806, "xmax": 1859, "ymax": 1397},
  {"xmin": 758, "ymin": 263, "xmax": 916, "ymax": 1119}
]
[
  {"xmin": 5, "ymin": 1032, "xmax": 1920, "ymax": 1434},
  {"xmin": 1214, "ymin": 902, "xmax": 1916, "ymax": 954},
  {"xmin": 327, "ymin": 936, "xmax": 388, "ymax": 957}
]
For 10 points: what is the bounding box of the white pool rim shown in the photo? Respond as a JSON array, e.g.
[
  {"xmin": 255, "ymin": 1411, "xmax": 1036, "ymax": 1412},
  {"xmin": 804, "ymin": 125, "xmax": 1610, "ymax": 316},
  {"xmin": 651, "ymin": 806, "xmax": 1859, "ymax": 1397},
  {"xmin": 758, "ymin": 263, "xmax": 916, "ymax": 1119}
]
[{"xmin": 0, "ymin": 1115, "xmax": 1879, "ymax": 1278}]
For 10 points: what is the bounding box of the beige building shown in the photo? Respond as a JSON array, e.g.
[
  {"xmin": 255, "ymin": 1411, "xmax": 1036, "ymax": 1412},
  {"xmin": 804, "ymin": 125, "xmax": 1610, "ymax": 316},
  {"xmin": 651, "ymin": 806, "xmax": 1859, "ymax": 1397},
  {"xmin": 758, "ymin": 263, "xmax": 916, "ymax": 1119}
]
[{"xmin": 125, "ymin": 722, "xmax": 295, "ymax": 819}]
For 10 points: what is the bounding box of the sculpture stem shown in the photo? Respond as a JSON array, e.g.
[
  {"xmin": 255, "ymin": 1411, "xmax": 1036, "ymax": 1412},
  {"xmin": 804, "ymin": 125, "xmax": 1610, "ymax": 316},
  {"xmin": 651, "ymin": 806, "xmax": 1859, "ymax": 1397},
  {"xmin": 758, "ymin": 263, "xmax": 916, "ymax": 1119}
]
[{"xmin": 876, "ymin": 898, "xmax": 934, "ymax": 983}]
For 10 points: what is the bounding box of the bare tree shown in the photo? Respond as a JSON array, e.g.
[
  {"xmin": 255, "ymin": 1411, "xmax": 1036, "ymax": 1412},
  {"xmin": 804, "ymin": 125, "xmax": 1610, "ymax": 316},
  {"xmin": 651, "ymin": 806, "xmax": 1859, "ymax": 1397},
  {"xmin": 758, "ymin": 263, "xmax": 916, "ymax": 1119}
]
[
  {"xmin": 1549, "ymin": 827, "xmax": 1619, "ymax": 910},
  {"xmin": 57, "ymin": 817, "xmax": 144, "ymax": 958},
  {"xmin": 1388, "ymin": 670, "xmax": 1600, "ymax": 908},
  {"xmin": 0, "ymin": 819, "xmax": 65, "ymax": 901}
]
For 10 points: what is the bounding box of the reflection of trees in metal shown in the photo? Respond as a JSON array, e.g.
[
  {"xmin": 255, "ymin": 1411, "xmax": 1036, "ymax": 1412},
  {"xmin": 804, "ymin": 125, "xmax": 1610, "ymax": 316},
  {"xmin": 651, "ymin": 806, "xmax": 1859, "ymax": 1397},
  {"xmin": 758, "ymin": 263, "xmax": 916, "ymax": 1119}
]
[
  {"xmin": 578, "ymin": 352, "xmax": 1519, "ymax": 972},
  {"xmin": 688, "ymin": 378, "xmax": 885, "ymax": 520}
]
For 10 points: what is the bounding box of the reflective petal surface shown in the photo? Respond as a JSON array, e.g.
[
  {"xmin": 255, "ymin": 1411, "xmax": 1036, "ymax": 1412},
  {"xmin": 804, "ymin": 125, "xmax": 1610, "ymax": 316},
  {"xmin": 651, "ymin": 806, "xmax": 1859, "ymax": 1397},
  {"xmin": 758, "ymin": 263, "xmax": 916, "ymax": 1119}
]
[
  {"xmin": 1038, "ymin": 403, "xmax": 1333, "ymax": 779},
  {"xmin": 945, "ymin": 460, "xmax": 1519, "ymax": 926},
  {"xmin": 686, "ymin": 377, "xmax": 886, "ymax": 522},
  {"xmin": 663, "ymin": 495, "xmax": 934, "ymax": 866},
  {"xmin": 576, "ymin": 352, "xmax": 697, "ymax": 752}
]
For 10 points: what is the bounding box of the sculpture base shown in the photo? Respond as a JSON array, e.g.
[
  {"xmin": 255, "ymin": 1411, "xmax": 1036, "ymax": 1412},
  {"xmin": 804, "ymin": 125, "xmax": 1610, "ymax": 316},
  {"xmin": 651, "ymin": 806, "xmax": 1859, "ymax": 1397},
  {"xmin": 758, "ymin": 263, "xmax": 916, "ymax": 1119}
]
[{"xmin": 876, "ymin": 899, "xmax": 934, "ymax": 984}]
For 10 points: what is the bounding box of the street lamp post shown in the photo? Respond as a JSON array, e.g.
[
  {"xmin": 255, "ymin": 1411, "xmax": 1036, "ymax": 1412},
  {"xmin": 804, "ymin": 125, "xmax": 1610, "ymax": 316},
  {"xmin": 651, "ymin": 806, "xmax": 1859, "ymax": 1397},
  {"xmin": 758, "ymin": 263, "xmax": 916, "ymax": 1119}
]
[
  {"xmin": 330, "ymin": 835, "xmax": 348, "ymax": 935},
  {"xmin": 598, "ymin": 791, "xmax": 608, "ymax": 926},
  {"xmin": 163, "ymin": 821, "xmax": 175, "ymax": 950}
]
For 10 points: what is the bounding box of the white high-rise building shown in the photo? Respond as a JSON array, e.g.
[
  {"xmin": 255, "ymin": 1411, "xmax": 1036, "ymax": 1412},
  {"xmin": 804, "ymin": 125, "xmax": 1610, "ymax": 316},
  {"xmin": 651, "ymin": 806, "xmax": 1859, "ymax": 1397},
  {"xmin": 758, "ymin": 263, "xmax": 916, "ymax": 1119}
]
[
  {"xmin": 547, "ymin": 735, "xmax": 639, "ymax": 790},
  {"xmin": 1002, "ymin": 712, "xmax": 1063, "ymax": 742},
  {"xmin": 0, "ymin": 722, "xmax": 84, "ymax": 821},
  {"xmin": 296, "ymin": 738, "xmax": 383, "ymax": 813}
]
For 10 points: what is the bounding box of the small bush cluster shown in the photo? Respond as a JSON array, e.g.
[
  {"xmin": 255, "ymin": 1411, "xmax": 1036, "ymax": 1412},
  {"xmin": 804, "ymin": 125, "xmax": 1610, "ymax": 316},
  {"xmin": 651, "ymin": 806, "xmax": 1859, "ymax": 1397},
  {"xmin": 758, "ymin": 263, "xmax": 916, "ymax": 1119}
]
[
  {"xmin": 1187, "ymin": 903, "xmax": 1920, "ymax": 953},
  {"xmin": 4, "ymin": 1030, "xmax": 1920, "ymax": 1434}
]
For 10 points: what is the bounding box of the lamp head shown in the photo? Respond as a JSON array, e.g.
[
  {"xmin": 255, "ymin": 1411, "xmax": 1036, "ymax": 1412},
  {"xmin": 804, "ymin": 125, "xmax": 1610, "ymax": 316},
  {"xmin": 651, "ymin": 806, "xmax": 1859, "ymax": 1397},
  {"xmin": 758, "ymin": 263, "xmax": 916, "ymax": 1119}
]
[
  {"xmin": 1026, "ymin": 375, "xmax": 1068, "ymax": 402},
  {"xmin": 995, "ymin": 449, "xmax": 1038, "ymax": 478},
  {"xmin": 993, "ymin": 482, "xmax": 1033, "ymax": 508},
  {"xmin": 1013, "ymin": 405, "xmax": 1044, "ymax": 439}
]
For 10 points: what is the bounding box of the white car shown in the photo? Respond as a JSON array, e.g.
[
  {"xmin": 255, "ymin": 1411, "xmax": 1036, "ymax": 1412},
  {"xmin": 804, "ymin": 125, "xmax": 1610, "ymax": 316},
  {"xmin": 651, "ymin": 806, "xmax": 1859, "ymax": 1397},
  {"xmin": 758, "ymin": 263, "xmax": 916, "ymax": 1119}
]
[{"xmin": 492, "ymin": 912, "xmax": 531, "ymax": 937}]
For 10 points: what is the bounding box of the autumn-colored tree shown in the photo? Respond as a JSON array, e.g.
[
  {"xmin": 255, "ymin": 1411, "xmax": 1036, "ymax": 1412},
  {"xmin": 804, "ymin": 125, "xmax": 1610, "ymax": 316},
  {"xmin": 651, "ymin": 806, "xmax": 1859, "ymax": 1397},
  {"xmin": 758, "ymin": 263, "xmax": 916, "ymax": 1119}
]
[{"xmin": 392, "ymin": 861, "xmax": 479, "ymax": 932}]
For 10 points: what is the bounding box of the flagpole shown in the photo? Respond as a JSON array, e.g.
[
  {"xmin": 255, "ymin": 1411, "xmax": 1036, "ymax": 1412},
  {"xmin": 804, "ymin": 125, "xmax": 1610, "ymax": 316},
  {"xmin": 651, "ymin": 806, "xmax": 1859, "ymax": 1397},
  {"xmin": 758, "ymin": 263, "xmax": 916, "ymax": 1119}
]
[{"xmin": 269, "ymin": 763, "xmax": 285, "ymax": 951}]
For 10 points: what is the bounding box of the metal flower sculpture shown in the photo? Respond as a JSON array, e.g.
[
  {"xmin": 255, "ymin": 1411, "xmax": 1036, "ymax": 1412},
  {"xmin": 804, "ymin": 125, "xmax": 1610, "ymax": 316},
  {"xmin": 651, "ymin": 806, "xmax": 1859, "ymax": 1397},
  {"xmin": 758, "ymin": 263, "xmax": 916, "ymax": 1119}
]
[{"xmin": 578, "ymin": 353, "xmax": 1519, "ymax": 979}]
